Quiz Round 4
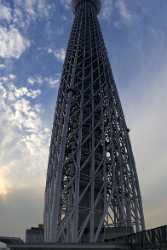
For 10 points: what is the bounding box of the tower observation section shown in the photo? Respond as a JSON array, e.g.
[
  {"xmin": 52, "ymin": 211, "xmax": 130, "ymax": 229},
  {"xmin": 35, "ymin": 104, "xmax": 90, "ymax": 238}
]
[{"xmin": 44, "ymin": 0, "xmax": 145, "ymax": 243}]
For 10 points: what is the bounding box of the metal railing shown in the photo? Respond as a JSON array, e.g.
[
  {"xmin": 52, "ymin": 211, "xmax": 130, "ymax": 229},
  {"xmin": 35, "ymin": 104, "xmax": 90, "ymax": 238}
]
[{"xmin": 111, "ymin": 225, "xmax": 167, "ymax": 249}]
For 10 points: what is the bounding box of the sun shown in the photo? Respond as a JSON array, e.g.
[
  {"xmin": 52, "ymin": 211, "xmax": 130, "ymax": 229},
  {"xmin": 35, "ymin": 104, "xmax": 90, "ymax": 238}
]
[
  {"xmin": 0, "ymin": 177, "xmax": 8, "ymax": 196},
  {"xmin": 0, "ymin": 168, "xmax": 10, "ymax": 198}
]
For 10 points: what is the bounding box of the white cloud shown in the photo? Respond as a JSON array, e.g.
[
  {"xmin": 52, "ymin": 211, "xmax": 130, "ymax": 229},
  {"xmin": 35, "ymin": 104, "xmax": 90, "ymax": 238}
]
[
  {"xmin": 0, "ymin": 74, "xmax": 50, "ymax": 197},
  {"xmin": 100, "ymin": 0, "xmax": 135, "ymax": 28},
  {"xmin": 0, "ymin": 64, "xmax": 6, "ymax": 69},
  {"xmin": 0, "ymin": 2, "xmax": 12, "ymax": 22},
  {"xmin": 0, "ymin": 0, "xmax": 53, "ymax": 33},
  {"xmin": 60, "ymin": 0, "xmax": 71, "ymax": 10},
  {"xmin": 15, "ymin": 0, "xmax": 51, "ymax": 18},
  {"xmin": 101, "ymin": 0, "xmax": 113, "ymax": 20},
  {"xmin": 48, "ymin": 48, "xmax": 66, "ymax": 62},
  {"xmin": 14, "ymin": 86, "xmax": 41, "ymax": 99},
  {"xmin": 12, "ymin": 0, "xmax": 52, "ymax": 29},
  {"xmin": 116, "ymin": 0, "xmax": 132, "ymax": 22},
  {"xmin": 28, "ymin": 75, "xmax": 60, "ymax": 88},
  {"xmin": 28, "ymin": 76, "xmax": 43, "ymax": 85},
  {"xmin": 0, "ymin": 26, "xmax": 30, "ymax": 59}
]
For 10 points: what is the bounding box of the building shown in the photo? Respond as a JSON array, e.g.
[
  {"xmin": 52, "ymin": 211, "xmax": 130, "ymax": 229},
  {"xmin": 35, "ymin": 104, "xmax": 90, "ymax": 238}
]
[
  {"xmin": 44, "ymin": 0, "xmax": 145, "ymax": 243},
  {"xmin": 26, "ymin": 225, "xmax": 44, "ymax": 244}
]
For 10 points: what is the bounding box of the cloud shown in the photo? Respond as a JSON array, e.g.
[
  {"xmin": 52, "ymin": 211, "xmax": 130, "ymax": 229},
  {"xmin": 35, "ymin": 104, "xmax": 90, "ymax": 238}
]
[
  {"xmin": 0, "ymin": 2, "xmax": 12, "ymax": 22},
  {"xmin": 0, "ymin": 64, "xmax": 6, "ymax": 69},
  {"xmin": 0, "ymin": 26, "xmax": 30, "ymax": 59},
  {"xmin": 0, "ymin": 74, "xmax": 49, "ymax": 193},
  {"xmin": 60, "ymin": 0, "xmax": 71, "ymax": 10},
  {"xmin": 14, "ymin": 0, "xmax": 51, "ymax": 20},
  {"xmin": 115, "ymin": 0, "xmax": 132, "ymax": 22},
  {"xmin": 100, "ymin": 0, "xmax": 135, "ymax": 28},
  {"xmin": 0, "ymin": 73, "xmax": 50, "ymax": 237},
  {"xmin": 27, "ymin": 74, "xmax": 60, "ymax": 88},
  {"xmin": 13, "ymin": 86, "xmax": 41, "ymax": 99},
  {"xmin": 0, "ymin": 0, "xmax": 53, "ymax": 33},
  {"xmin": 101, "ymin": 0, "xmax": 114, "ymax": 20},
  {"xmin": 48, "ymin": 48, "xmax": 66, "ymax": 62}
]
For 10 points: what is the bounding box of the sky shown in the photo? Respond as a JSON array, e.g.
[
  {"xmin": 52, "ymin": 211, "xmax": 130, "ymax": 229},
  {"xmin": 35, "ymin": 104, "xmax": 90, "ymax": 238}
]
[{"xmin": 0, "ymin": 0, "xmax": 167, "ymax": 240}]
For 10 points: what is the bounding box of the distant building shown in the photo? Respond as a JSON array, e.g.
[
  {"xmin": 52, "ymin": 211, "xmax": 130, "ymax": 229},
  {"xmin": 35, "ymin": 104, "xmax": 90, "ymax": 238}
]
[{"xmin": 26, "ymin": 224, "xmax": 44, "ymax": 244}]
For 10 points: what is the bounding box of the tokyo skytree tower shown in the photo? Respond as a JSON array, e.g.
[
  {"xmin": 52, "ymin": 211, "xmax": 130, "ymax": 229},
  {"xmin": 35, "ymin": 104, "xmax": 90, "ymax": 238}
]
[{"xmin": 44, "ymin": 0, "xmax": 145, "ymax": 243}]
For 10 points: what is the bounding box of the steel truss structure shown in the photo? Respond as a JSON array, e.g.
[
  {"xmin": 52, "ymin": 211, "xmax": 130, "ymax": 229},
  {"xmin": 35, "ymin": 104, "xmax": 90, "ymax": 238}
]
[{"xmin": 44, "ymin": 0, "xmax": 145, "ymax": 243}]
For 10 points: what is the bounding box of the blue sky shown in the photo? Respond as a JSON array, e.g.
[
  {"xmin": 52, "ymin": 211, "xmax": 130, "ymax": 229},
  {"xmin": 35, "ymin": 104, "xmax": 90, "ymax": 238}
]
[{"xmin": 0, "ymin": 0, "xmax": 167, "ymax": 239}]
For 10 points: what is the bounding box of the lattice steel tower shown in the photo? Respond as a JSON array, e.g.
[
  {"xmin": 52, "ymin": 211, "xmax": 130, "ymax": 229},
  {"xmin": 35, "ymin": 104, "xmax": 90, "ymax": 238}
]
[{"xmin": 44, "ymin": 0, "xmax": 145, "ymax": 243}]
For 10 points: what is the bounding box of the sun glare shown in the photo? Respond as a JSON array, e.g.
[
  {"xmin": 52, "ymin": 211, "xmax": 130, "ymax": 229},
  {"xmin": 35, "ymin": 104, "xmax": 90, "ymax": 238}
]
[{"xmin": 0, "ymin": 168, "xmax": 10, "ymax": 198}]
